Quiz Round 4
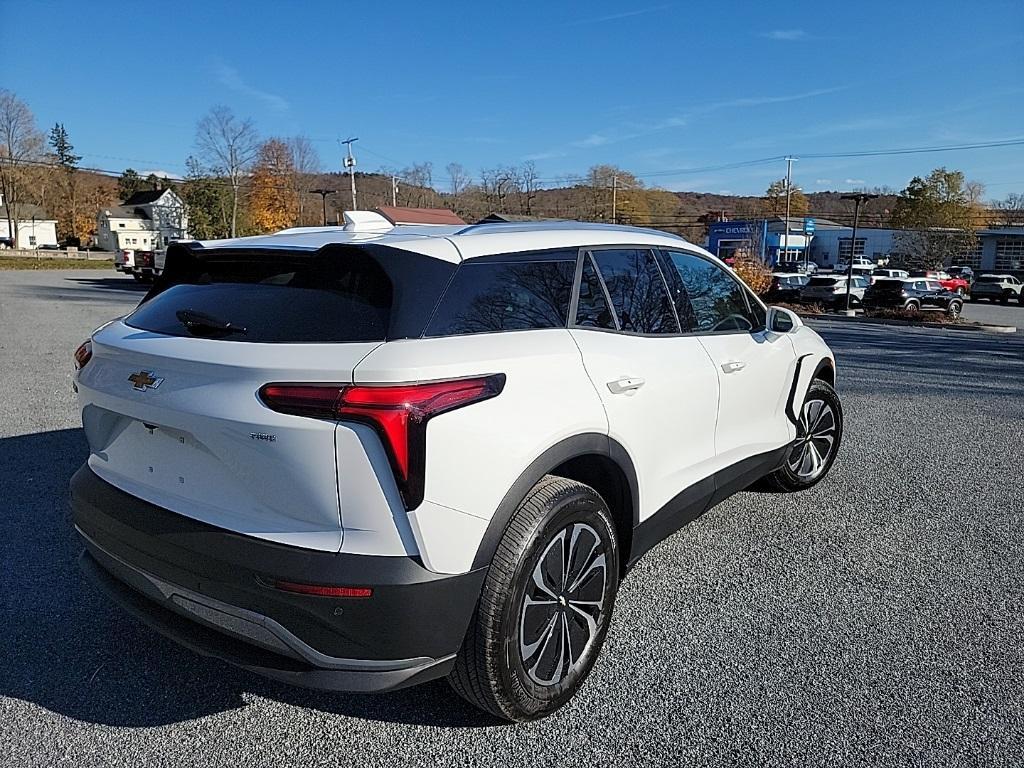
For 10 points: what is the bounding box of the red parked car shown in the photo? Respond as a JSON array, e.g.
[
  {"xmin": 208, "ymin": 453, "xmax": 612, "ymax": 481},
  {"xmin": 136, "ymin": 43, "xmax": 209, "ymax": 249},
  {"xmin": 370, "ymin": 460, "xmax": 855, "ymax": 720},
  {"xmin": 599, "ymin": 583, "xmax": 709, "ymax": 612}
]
[{"xmin": 909, "ymin": 270, "xmax": 970, "ymax": 296}]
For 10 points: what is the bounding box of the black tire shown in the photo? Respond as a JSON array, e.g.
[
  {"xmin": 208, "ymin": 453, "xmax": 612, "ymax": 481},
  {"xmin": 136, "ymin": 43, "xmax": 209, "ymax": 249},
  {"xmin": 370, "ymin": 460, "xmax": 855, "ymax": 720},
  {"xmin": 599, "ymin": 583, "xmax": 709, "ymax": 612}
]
[
  {"xmin": 449, "ymin": 476, "xmax": 620, "ymax": 722},
  {"xmin": 762, "ymin": 379, "xmax": 843, "ymax": 493},
  {"xmin": 969, "ymin": 294, "xmax": 977, "ymax": 302},
  {"xmin": 946, "ymin": 300, "xmax": 962, "ymax": 320},
  {"xmin": 1000, "ymin": 292, "xmax": 1010, "ymax": 305},
  {"xmin": 904, "ymin": 299, "xmax": 921, "ymax": 315}
]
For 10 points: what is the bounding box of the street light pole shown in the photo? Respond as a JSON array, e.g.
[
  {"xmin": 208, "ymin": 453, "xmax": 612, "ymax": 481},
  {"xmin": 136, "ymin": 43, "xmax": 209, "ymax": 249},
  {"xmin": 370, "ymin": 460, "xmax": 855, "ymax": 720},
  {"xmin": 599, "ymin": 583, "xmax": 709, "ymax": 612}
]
[
  {"xmin": 840, "ymin": 192, "xmax": 879, "ymax": 314},
  {"xmin": 611, "ymin": 174, "xmax": 618, "ymax": 224},
  {"xmin": 340, "ymin": 137, "xmax": 359, "ymax": 210},
  {"xmin": 310, "ymin": 189, "xmax": 336, "ymax": 226},
  {"xmin": 783, "ymin": 157, "xmax": 796, "ymax": 267}
]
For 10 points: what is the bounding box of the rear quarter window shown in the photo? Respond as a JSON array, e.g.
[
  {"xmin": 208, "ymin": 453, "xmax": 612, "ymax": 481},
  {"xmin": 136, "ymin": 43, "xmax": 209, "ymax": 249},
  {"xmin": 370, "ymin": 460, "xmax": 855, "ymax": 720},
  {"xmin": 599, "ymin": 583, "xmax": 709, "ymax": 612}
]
[{"xmin": 424, "ymin": 254, "xmax": 576, "ymax": 336}]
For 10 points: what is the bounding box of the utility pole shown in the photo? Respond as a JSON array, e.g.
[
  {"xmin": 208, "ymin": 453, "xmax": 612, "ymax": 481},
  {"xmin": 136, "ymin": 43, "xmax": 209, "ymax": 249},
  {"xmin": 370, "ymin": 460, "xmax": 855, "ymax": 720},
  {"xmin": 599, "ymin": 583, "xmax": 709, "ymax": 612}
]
[
  {"xmin": 340, "ymin": 137, "xmax": 359, "ymax": 210},
  {"xmin": 391, "ymin": 175, "xmax": 398, "ymax": 207},
  {"xmin": 611, "ymin": 174, "xmax": 618, "ymax": 224},
  {"xmin": 310, "ymin": 189, "xmax": 336, "ymax": 226},
  {"xmin": 783, "ymin": 157, "xmax": 796, "ymax": 267},
  {"xmin": 840, "ymin": 192, "xmax": 879, "ymax": 314}
]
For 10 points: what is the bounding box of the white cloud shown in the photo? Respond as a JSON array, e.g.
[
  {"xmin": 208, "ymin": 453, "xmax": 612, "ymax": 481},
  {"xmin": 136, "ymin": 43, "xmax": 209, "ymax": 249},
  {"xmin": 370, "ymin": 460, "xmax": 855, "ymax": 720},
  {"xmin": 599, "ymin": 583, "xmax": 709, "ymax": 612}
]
[
  {"xmin": 844, "ymin": 178, "xmax": 866, "ymax": 185},
  {"xmin": 216, "ymin": 64, "xmax": 289, "ymax": 112},
  {"xmin": 815, "ymin": 178, "xmax": 832, "ymax": 184},
  {"xmin": 762, "ymin": 29, "xmax": 807, "ymax": 41}
]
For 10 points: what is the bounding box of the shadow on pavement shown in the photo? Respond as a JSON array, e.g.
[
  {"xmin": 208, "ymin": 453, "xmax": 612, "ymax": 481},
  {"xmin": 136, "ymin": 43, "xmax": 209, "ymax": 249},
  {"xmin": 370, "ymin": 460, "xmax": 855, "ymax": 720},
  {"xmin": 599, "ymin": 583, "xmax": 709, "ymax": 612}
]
[
  {"xmin": 64, "ymin": 276, "xmax": 150, "ymax": 293},
  {"xmin": 0, "ymin": 428, "xmax": 498, "ymax": 729}
]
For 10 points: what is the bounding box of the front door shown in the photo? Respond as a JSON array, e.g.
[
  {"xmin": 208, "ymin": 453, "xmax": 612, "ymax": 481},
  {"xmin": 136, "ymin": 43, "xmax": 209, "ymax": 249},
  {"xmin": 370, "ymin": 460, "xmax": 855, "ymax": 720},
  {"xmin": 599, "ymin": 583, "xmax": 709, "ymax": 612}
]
[
  {"xmin": 660, "ymin": 249, "xmax": 797, "ymax": 468},
  {"xmin": 569, "ymin": 248, "xmax": 720, "ymax": 523}
]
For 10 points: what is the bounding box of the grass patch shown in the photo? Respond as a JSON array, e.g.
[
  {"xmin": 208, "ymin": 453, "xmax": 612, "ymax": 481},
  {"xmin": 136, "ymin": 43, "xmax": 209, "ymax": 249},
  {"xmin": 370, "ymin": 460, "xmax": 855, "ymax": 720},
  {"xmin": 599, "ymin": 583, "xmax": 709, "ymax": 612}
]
[
  {"xmin": 0, "ymin": 256, "xmax": 114, "ymax": 270},
  {"xmin": 865, "ymin": 308, "xmax": 960, "ymax": 324}
]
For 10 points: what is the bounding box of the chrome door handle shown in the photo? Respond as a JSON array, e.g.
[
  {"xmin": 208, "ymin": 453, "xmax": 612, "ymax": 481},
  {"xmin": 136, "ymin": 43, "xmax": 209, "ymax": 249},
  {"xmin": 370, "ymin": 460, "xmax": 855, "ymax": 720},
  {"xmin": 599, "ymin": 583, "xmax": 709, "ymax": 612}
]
[
  {"xmin": 721, "ymin": 361, "xmax": 747, "ymax": 374},
  {"xmin": 607, "ymin": 376, "xmax": 645, "ymax": 394}
]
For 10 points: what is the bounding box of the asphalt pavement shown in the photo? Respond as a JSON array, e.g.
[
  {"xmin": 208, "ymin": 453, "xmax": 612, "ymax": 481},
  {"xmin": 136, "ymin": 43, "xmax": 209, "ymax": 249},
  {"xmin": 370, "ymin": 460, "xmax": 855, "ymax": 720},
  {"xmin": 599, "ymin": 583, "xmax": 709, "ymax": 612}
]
[{"xmin": 2, "ymin": 269, "xmax": 1023, "ymax": 767}]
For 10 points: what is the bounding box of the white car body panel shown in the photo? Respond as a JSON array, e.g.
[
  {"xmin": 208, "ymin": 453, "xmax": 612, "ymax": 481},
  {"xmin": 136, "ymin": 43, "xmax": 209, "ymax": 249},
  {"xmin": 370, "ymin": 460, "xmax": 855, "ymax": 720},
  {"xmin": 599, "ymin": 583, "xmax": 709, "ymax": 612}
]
[{"xmin": 697, "ymin": 329, "xmax": 798, "ymax": 465}]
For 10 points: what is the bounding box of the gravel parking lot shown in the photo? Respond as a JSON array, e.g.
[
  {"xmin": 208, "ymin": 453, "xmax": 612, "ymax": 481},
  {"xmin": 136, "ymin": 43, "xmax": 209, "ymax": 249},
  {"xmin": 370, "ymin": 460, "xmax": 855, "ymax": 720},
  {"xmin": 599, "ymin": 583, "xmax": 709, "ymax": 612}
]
[{"xmin": 2, "ymin": 269, "xmax": 1023, "ymax": 767}]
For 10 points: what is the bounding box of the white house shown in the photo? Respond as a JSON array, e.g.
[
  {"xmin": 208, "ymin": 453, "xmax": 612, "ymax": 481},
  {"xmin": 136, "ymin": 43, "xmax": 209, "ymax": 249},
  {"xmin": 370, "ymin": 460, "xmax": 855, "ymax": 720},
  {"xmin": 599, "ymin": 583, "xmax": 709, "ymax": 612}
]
[
  {"xmin": 95, "ymin": 188, "xmax": 189, "ymax": 252},
  {"xmin": 0, "ymin": 197, "xmax": 58, "ymax": 249}
]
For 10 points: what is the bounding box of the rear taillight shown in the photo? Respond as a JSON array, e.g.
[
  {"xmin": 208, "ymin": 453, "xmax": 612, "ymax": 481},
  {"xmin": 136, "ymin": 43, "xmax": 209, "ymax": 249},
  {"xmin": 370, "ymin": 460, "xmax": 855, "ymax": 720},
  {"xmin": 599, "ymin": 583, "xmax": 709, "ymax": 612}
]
[
  {"xmin": 259, "ymin": 374, "xmax": 505, "ymax": 508},
  {"xmin": 74, "ymin": 340, "xmax": 92, "ymax": 370}
]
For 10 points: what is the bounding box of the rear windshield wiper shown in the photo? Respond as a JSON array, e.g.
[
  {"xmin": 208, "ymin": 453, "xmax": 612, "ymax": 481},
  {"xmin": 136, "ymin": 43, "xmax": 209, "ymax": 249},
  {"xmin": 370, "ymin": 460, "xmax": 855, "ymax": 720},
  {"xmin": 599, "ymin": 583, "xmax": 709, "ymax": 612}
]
[{"xmin": 175, "ymin": 309, "xmax": 248, "ymax": 337}]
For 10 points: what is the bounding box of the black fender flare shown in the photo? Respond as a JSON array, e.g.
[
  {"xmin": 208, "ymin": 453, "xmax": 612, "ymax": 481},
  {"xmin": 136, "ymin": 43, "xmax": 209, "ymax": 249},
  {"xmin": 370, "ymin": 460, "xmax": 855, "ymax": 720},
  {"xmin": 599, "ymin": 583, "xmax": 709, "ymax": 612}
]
[{"xmin": 469, "ymin": 433, "xmax": 639, "ymax": 570}]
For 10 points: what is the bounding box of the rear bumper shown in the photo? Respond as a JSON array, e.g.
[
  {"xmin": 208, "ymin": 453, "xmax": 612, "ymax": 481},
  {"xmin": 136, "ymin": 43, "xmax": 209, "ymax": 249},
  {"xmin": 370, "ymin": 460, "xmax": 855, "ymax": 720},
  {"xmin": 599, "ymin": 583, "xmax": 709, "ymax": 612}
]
[{"xmin": 71, "ymin": 465, "xmax": 486, "ymax": 692}]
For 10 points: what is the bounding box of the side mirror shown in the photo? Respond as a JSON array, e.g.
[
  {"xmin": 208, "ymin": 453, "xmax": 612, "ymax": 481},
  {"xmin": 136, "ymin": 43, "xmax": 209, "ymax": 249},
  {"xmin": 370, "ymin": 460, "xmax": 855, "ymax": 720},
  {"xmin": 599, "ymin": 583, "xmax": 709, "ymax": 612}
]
[{"xmin": 768, "ymin": 306, "xmax": 802, "ymax": 333}]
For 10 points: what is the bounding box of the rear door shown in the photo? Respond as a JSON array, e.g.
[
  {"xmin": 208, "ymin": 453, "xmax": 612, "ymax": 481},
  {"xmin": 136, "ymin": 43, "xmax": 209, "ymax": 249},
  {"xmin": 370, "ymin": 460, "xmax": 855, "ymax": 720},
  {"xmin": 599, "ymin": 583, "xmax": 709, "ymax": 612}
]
[
  {"xmin": 660, "ymin": 249, "xmax": 796, "ymax": 468},
  {"xmin": 568, "ymin": 248, "xmax": 720, "ymax": 522}
]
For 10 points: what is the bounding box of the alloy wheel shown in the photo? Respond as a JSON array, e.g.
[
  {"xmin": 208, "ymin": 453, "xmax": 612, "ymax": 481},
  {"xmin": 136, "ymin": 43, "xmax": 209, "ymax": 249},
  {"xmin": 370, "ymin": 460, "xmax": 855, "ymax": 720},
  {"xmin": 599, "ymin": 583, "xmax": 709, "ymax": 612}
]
[
  {"xmin": 787, "ymin": 399, "xmax": 837, "ymax": 480},
  {"xmin": 518, "ymin": 523, "xmax": 607, "ymax": 686}
]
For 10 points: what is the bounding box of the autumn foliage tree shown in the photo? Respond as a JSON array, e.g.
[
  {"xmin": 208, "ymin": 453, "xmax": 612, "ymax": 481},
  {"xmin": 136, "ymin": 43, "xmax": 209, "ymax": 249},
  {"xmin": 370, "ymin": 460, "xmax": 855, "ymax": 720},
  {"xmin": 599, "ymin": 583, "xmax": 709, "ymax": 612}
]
[
  {"xmin": 761, "ymin": 178, "xmax": 808, "ymax": 218},
  {"xmin": 249, "ymin": 139, "xmax": 298, "ymax": 233}
]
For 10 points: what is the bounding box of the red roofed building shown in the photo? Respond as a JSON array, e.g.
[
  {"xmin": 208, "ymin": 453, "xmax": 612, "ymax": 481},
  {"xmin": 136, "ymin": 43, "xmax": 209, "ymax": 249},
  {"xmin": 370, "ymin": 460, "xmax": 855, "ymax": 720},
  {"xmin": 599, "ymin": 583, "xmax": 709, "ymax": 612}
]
[{"xmin": 374, "ymin": 206, "xmax": 466, "ymax": 226}]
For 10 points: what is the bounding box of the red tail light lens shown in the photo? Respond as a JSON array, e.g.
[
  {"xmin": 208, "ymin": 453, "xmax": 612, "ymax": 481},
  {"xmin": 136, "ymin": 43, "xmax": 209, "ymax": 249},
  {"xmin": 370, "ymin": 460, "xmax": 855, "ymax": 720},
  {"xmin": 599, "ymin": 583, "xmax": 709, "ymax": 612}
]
[
  {"xmin": 259, "ymin": 374, "xmax": 505, "ymax": 508},
  {"xmin": 74, "ymin": 340, "xmax": 93, "ymax": 370}
]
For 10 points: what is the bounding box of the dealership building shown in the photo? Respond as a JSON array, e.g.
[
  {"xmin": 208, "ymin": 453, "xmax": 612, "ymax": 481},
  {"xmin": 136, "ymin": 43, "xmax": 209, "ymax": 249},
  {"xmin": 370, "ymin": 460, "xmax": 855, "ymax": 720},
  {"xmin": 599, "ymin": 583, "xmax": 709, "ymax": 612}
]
[{"xmin": 707, "ymin": 218, "xmax": 1024, "ymax": 273}]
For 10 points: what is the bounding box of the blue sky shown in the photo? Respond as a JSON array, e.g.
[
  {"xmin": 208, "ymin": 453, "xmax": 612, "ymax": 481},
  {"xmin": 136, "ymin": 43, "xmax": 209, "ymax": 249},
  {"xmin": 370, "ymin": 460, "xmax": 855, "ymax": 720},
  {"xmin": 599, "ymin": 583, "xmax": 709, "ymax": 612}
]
[{"xmin": 4, "ymin": 0, "xmax": 1022, "ymax": 197}]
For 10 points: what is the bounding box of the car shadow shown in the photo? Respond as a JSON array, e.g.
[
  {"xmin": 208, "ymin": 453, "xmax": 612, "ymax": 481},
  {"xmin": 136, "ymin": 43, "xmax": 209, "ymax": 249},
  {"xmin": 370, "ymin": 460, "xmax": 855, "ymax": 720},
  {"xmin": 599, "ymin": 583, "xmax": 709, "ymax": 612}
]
[
  {"xmin": 0, "ymin": 427, "xmax": 500, "ymax": 729},
  {"xmin": 64, "ymin": 276, "xmax": 150, "ymax": 293}
]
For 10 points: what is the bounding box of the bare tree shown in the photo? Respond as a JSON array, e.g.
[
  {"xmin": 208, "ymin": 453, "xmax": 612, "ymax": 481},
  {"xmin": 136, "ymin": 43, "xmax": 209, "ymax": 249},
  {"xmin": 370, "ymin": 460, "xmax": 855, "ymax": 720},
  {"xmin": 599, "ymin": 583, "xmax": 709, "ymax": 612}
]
[
  {"xmin": 195, "ymin": 106, "xmax": 259, "ymax": 237},
  {"xmin": 286, "ymin": 136, "xmax": 320, "ymax": 225},
  {"xmin": 0, "ymin": 90, "xmax": 45, "ymax": 247},
  {"xmin": 993, "ymin": 193, "xmax": 1024, "ymax": 226},
  {"xmin": 446, "ymin": 162, "xmax": 469, "ymax": 199},
  {"xmin": 516, "ymin": 161, "xmax": 539, "ymax": 215}
]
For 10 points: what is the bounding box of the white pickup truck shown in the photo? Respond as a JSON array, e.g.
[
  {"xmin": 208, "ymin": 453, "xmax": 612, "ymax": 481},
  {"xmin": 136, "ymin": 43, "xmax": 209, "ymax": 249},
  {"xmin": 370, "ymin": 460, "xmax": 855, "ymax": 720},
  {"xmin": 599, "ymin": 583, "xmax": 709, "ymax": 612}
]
[{"xmin": 114, "ymin": 249, "xmax": 165, "ymax": 282}]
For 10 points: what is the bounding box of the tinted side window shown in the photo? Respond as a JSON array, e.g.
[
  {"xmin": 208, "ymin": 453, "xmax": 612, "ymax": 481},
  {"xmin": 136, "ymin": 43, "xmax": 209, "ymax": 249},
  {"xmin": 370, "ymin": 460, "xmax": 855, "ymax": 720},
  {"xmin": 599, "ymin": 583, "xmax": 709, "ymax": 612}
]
[
  {"xmin": 425, "ymin": 258, "xmax": 575, "ymax": 336},
  {"xmin": 590, "ymin": 249, "xmax": 678, "ymax": 334},
  {"xmin": 575, "ymin": 255, "xmax": 616, "ymax": 329},
  {"xmin": 664, "ymin": 251, "xmax": 756, "ymax": 333}
]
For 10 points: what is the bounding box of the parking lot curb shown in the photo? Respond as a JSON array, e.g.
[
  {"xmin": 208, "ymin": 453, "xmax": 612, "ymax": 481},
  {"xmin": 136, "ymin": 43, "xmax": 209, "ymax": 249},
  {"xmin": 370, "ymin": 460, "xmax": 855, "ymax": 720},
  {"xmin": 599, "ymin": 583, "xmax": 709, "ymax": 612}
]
[{"xmin": 803, "ymin": 313, "xmax": 1017, "ymax": 334}]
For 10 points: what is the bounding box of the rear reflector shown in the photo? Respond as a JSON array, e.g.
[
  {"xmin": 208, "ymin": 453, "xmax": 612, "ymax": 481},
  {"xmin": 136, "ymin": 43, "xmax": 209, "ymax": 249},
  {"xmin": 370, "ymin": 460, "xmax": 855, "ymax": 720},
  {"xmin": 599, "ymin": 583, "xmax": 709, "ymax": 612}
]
[
  {"xmin": 272, "ymin": 580, "xmax": 373, "ymax": 598},
  {"xmin": 259, "ymin": 374, "xmax": 506, "ymax": 508}
]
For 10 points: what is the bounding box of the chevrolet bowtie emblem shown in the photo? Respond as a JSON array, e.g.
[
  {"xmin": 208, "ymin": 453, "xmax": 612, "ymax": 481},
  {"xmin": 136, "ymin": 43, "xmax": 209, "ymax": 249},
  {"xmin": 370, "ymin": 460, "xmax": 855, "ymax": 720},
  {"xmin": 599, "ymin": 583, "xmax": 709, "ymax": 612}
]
[{"xmin": 128, "ymin": 370, "xmax": 164, "ymax": 391}]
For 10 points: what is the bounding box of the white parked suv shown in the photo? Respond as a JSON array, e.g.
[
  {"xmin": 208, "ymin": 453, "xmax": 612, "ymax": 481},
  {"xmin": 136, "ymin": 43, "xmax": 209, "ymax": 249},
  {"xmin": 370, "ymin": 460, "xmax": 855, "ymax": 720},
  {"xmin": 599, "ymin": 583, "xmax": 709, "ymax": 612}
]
[{"xmin": 71, "ymin": 215, "xmax": 841, "ymax": 721}]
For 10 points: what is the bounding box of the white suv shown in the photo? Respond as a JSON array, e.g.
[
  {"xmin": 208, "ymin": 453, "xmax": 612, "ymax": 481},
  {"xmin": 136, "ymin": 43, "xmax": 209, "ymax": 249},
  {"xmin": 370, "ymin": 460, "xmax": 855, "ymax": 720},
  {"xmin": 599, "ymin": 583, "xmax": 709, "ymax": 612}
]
[{"xmin": 71, "ymin": 215, "xmax": 841, "ymax": 721}]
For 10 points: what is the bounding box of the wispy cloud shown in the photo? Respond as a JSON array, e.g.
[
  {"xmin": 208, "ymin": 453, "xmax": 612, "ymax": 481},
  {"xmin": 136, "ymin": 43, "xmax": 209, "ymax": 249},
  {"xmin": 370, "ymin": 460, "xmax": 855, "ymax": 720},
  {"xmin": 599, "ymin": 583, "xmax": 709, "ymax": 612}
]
[
  {"xmin": 523, "ymin": 150, "xmax": 567, "ymax": 161},
  {"xmin": 215, "ymin": 64, "xmax": 289, "ymax": 112},
  {"xmin": 564, "ymin": 4, "xmax": 672, "ymax": 26},
  {"xmin": 567, "ymin": 87, "xmax": 840, "ymax": 149},
  {"xmin": 572, "ymin": 133, "xmax": 613, "ymax": 148},
  {"xmin": 815, "ymin": 178, "xmax": 833, "ymax": 184},
  {"xmin": 844, "ymin": 178, "xmax": 866, "ymax": 185},
  {"xmin": 762, "ymin": 29, "xmax": 807, "ymax": 41}
]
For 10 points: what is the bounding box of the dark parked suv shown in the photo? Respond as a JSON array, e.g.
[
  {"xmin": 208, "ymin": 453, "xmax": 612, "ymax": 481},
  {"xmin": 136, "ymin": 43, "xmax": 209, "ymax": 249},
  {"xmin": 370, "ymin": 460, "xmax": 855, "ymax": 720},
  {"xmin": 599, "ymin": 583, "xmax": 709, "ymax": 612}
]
[{"xmin": 862, "ymin": 278, "xmax": 964, "ymax": 318}]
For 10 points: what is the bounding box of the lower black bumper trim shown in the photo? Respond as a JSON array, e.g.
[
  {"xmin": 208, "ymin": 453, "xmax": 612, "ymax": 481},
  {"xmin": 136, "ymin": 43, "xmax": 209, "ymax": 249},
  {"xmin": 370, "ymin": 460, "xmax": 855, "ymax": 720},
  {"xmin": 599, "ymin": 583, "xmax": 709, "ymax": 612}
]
[{"xmin": 80, "ymin": 550, "xmax": 456, "ymax": 693}]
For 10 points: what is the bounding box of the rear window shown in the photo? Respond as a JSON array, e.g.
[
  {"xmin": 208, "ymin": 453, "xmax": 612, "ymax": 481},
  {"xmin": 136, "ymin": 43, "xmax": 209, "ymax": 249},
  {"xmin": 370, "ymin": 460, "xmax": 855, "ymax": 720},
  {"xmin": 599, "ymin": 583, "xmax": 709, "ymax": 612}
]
[
  {"xmin": 424, "ymin": 254, "xmax": 576, "ymax": 336},
  {"xmin": 976, "ymin": 276, "xmax": 1003, "ymax": 283},
  {"xmin": 808, "ymin": 277, "xmax": 839, "ymax": 286},
  {"xmin": 874, "ymin": 280, "xmax": 905, "ymax": 291},
  {"xmin": 126, "ymin": 245, "xmax": 455, "ymax": 343}
]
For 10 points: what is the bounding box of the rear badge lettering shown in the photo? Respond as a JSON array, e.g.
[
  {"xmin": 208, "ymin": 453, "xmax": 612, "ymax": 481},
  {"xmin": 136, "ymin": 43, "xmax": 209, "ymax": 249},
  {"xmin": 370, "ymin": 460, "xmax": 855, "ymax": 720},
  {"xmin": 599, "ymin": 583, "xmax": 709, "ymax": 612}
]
[{"xmin": 250, "ymin": 432, "xmax": 277, "ymax": 442}]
